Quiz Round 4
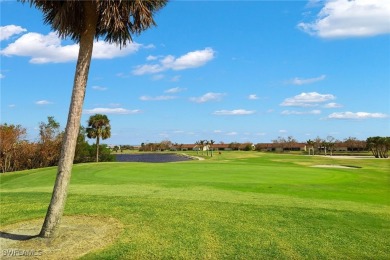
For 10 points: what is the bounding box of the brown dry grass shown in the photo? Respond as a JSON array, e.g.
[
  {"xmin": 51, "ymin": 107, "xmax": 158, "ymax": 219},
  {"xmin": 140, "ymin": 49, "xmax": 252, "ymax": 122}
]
[{"xmin": 0, "ymin": 216, "xmax": 122, "ymax": 259}]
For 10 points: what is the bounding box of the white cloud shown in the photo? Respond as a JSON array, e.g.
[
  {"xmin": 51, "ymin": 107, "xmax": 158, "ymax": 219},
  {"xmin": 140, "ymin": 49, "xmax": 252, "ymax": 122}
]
[
  {"xmin": 92, "ymin": 86, "xmax": 107, "ymax": 91},
  {"xmin": 146, "ymin": 55, "xmax": 159, "ymax": 61},
  {"xmin": 281, "ymin": 109, "xmax": 321, "ymax": 115},
  {"xmin": 214, "ymin": 130, "xmax": 223, "ymax": 133},
  {"xmin": 165, "ymin": 87, "xmax": 186, "ymax": 94},
  {"xmin": 213, "ymin": 109, "xmax": 256, "ymax": 116},
  {"xmin": 132, "ymin": 64, "xmax": 165, "ymax": 75},
  {"xmin": 226, "ymin": 132, "xmax": 238, "ymax": 136},
  {"xmin": 281, "ymin": 92, "xmax": 335, "ymax": 107},
  {"xmin": 327, "ymin": 111, "xmax": 388, "ymax": 119},
  {"xmin": 1, "ymin": 31, "xmax": 142, "ymax": 63},
  {"xmin": 35, "ymin": 100, "xmax": 53, "ymax": 105},
  {"xmin": 248, "ymin": 94, "xmax": 259, "ymax": 100},
  {"xmin": 0, "ymin": 25, "xmax": 27, "ymax": 41},
  {"xmin": 290, "ymin": 75, "xmax": 326, "ymax": 85},
  {"xmin": 279, "ymin": 130, "xmax": 288, "ymax": 133},
  {"xmin": 133, "ymin": 48, "xmax": 215, "ymax": 75},
  {"xmin": 298, "ymin": 0, "xmax": 390, "ymax": 38},
  {"xmin": 0, "ymin": 73, "xmax": 4, "ymax": 79},
  {"xmin": 324, "ymin": 102, "xmax": 343, "ymax": 108},
  {"xmin": 171, "ymin": 48, "xmax": 215, "ymax": 70},
  {"xmin": 139, "ymin": 95, "xmax": 177, "ymax": 101},
  {"xmin": 84, "ymin": 108, "xmax": 141, "ymax": 115},
  {"xmin": 92, "ymin": 40, "xmax": 142, "ymax": 59},
  {"xmin": 190, "ymin": 92, "xmax": 225, "ymax": 103}
]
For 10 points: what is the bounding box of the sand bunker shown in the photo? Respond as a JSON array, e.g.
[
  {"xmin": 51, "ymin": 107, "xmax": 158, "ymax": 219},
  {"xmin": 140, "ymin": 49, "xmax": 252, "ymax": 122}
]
[{"xmin": 0, "ymin": 216, "xmax": 122, "ymax": 259}]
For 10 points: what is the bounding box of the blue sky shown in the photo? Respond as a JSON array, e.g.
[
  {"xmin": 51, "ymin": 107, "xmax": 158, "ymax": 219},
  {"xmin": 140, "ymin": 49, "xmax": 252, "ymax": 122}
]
[{"xmin": 1, "ymin": 0, "xmax": 389, "ymax": 145}]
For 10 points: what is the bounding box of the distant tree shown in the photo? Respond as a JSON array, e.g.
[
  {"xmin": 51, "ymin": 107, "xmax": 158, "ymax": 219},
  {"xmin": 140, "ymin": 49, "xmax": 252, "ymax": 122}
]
[
  {"xmin": 195, "ymin": 141, "xmax": 200, "ymax": 154},
  {"xmin": 38, "ymin": 116, "xmax": 62, "ymax": 167},
  {"xmin": 209, "ymin": 140, "xmax": 215, "ymax": 157},
  {"xmin": 74, "ymin": 127, "xmax": 92, "ymax": 163},
  {"xmin": 86, "ymin": 114, "xmax": 111, "ymax": 162},
  {"xmin": 314, "ymin": 136, "xmax": 323, "ymax": 155},
  {"xmin": 229, "ymin": 142, "xmax": 240, "ymax": 151},
  {"xmin": 272, "ymin": 137, "xmax": 286, "ymax": 152},
  {"xmin": 326, "ymin": 136, "xmax": 336, "ymax": 156},
  {"xmin": 306, "ymin": 139, "xmax": 315, "ymax": 155},
  {"xmin": 199, "ymin": 140, "xmax": 205, "ymax": 155},
  {"xmin": 321, "ymin": 140, "xmax": 328, "ymax": 156},
  {"xmin": 343, "ymin": 137, "xmax": 366, "ymax": 152},
  {"xmin": 159, "ymin": 140, "xmax": 172, "ymax": 151},
  {"xmin": 0, "ymin": 124, "xmax": 26, "ymax": 173},
  {"xmin": 344, "ymin": 137, "xmax": 357, "ymax": 151},
  {"xmin": 286, "ymin": 136, "xmax": 297, "ymax": 151},
  {"xmin": 113, "ymin": 146, "xmax": 120, "ymax": 152},
  {"xmin": 366, "ymin": 136, "xmax": 390, "ymax": 158}
]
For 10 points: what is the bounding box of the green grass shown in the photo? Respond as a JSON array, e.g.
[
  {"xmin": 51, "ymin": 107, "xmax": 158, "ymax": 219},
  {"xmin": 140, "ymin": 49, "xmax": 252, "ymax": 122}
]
[{"xmin": 1, "ymin": 152, "xmax": 389, "ymax": 259}]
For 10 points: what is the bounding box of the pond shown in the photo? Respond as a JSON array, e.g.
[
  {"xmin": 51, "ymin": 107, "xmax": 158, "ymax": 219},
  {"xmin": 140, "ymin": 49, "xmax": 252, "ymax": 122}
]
[{"xmin": 115, "ymin": 153, "xmax": 193, "ymax": 163}]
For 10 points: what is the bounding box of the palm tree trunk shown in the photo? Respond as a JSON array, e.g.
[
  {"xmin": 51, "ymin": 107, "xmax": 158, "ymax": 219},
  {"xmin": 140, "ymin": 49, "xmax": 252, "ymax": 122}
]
[
  {"xmin": 40, "ymin": 2, "xmax": 98, "ymax": 238},
  {"xmin": 96, "ymin": 136, "xmax": 100, "ymax": 163}
]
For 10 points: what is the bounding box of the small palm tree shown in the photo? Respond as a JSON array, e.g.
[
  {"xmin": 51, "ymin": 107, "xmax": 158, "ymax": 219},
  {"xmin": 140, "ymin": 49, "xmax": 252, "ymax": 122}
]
[
  {"xmin": 199, "ymin": 140, "xmax": 205, "ymax": 155},
  {"xmin": 209, "ymin": 139, "xmax": 215, "ymax": 157},
  {"xmin": 195, "ymin": 141, "xmax": 200, "ymax": 154},
  {"xmin": 86, "ymin": 114, "xmax": 111, "ymax": 162},
  {"xmin": 205, "ymin": 140, "xmax": 210, "ymax": 156},
  {"xmin": 22, "ymin": 0, "xmax": 168, "ymax": 238},
  {"xmin": 306, "ymin": 139, "xmax": 315, "ymax": 155}
]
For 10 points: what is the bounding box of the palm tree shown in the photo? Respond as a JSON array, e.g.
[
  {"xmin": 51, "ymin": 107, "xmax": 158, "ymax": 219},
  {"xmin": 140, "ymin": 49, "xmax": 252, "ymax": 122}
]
[
  {"xmin": 86, "ymin": 114, "xmax": 111, "ymax": 162},
  {"xmin": 209, "ymin": 139, "xmax": 215, "ymax": 157},
  {"xmin": 205, "ymin": 140, "xmax": 210, "ymax": 156},
  {"xmin": 195, "ymin": 141, "xmax": 200, "ymax": 154},
  {"xmin": 22, "ymin": 0, "xmax": 168, "ymax": 238},
  {"xmin": 199, "ymin": 140, "xmax": 205, "ymax": 155},
  {"xmin": 306, "ymin": 139, "xmax": 315, "ymax": 155}
]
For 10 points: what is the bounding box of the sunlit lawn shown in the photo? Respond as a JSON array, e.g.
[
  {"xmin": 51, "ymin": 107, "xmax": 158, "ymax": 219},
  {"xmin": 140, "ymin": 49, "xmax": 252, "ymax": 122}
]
[{"xmin": 1, "ymin": 152, "xmax": 389, "ymax": 259}]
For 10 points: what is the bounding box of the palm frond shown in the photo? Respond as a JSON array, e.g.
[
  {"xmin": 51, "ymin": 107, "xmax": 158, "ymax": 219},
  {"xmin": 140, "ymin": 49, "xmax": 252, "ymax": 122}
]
[{"xmin": 21, "ymin": 0, "xmax": 168, "ymax": 45}]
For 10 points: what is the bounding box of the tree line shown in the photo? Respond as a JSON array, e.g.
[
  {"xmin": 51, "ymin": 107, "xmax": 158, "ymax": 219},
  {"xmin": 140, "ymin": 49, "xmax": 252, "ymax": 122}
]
[
  {"xmin": 133, "ymin": 135, "xmax": 389, "ymax": 158},
  {"xmin": 0, "ymin": 115, "xmax": 114, "ymax": 173}
]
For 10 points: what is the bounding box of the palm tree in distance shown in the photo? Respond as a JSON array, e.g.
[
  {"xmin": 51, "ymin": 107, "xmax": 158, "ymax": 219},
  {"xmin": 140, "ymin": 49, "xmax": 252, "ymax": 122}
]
[
  {"xmin": 86, "ymin": 114, "xmax": 111, "ymax": 162},
  {"xmin": 205, "ymin": 140, "xmax": 210, "ymax": 156},
  {"xmin": 22, "ymin": 0, "xmax": 168, "ymax": 238},
  {"xmin": 199, "ymin": 140, "xmax": 205, "ymax": 155},
  {"xmin": 195, "ymin": 141, "xmax": 200, "ymax": 154},
  {"xmin": 209, "ymin": 140, "xmax": 215, "ymax": 157},
  {"xmin": 306, "ymin": 139, "xmax": 315, "ymax": 155}
]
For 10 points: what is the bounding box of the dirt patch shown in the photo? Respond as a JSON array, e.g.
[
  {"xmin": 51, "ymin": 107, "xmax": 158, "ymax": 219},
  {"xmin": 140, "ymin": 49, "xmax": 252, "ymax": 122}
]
[
  {"xmin": 311, "ymin": 165, "xmax": 359, "ymax": 169},
  {"xmin": 0, "ymin": 216, "xmax": 122, "ymax": 259}
]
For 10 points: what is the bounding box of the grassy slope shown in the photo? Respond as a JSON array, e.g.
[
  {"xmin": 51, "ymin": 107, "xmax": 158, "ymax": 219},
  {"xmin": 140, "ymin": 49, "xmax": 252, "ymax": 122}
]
[{"xmin": 1, "ymin": 152, "xmax": 389, "ymax": 259}]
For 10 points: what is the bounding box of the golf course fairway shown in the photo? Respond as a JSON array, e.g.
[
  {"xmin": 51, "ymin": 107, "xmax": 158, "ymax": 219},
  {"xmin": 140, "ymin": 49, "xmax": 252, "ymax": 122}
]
[{"xmin": 1, "ymin": 152, "xmax": 389, "ymax": 259}]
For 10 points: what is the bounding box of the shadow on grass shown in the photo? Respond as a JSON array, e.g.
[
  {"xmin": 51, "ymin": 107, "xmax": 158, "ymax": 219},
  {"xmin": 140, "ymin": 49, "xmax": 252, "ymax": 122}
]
[
  {"xmin": 0, "ymin": 231, "xmax": 39, "ymax": 241},
  {"xmin": 341, "ymin": 165, "xmax": 362, "ymax": 169}
]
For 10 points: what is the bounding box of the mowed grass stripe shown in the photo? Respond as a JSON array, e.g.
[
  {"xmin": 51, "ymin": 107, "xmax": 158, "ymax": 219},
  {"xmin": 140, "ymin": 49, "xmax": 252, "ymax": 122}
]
[{"xmin": 2, "ymin": 184, "xmax": 389, "ymax": 217}]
